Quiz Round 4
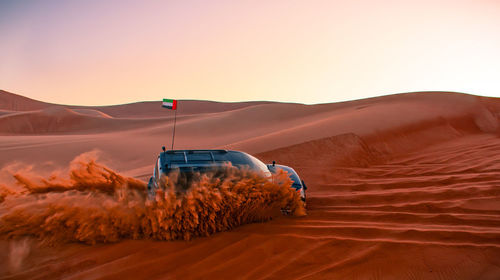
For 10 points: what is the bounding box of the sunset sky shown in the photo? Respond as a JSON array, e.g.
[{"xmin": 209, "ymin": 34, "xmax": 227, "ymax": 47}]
[{"xmin": 1, "ymin": 0, "xmax": 499, "ymax": 106}]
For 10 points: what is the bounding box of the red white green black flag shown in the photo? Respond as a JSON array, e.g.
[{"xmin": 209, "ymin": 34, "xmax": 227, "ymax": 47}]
[{"xmin": 162, "ymin": 99, "xmax": 177, "ymax": 110}]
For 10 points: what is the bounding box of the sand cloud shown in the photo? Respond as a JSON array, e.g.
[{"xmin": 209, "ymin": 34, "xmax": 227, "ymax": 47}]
[{"xmin": 0, "ymin": 152, "xmax": 304, "ymax": 244}]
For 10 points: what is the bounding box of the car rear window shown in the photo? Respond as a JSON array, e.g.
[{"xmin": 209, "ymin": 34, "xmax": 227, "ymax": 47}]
[
  {"xmin": 186, "ymin": 153, "xmax": 212, "ymax": 162},
  {"xmin": 162, "ymin": 151, "xmax": 269, "ymax": 175},
  {"xmin": 168, "ymin": 153, "xmax": 186, "ymax": 163}
]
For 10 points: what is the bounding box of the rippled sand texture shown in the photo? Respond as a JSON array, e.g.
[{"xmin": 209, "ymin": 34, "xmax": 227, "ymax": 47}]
[{"xmin": 0, "ymin": 90, "xmax": 499, "ymax": 279}]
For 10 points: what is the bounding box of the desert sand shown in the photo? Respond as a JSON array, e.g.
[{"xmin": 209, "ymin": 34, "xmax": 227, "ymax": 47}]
[{"xmin": 0, "ymin": 89, "xmax": 499, "ymax": 279}]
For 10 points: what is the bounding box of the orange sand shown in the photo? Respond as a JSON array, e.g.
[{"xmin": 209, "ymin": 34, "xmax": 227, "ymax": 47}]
[{"xmin": 0, "ymin": 90, "xmax": 499, "ymax": 279}]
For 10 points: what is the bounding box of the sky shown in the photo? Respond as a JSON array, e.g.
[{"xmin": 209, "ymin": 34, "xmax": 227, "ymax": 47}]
[{"xmin": 0, "ymin": 0, "xmax": 499, "ymax": 106}]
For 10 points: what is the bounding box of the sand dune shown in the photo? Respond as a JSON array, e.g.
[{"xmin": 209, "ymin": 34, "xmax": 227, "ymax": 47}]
[
  {"xmin": 87, "ymin": 100, "xmax": 273, "ymax": 118},
  {"xmin": 0, "ymin": 90, "xmax": 499, "ymax": 279},
  {"xmin": 0, "ymin": 90, "xmax": 52, "ymax": 111},
  {"xmin": 0, "ymin": 89, "xmax": 272, "ymax": 118},
  {"xmin": 71, "ymin": 109, "xmax": 113, "ymax": 118},
  {"xmin": 0, "ymin": 106, "xmax": 168, "ymax": 135}
]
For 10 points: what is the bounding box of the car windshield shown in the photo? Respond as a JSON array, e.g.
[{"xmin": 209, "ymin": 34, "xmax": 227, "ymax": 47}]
[
  {"xmin": 272, "ymin": 165, "xmax": 301, "ymax": 185},
  {"xmin": 227, "ymin": 152, "xmax": 269, "ymax": 174}
]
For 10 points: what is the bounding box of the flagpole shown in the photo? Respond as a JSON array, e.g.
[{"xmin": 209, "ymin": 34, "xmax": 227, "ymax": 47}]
[{"xmin": 171, "ymin": 104, "xmax": 177, "ymax": 150}]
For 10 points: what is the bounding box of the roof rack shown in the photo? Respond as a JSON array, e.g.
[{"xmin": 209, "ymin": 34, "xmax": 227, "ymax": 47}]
[{"xmin": 165, "ymin": 149, "xmax": 228, "ymax": 154}]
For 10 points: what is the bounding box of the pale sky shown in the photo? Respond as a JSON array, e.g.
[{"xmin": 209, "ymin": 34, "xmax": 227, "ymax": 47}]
[{"xmin": 1, "ymin": 0, "xmax": 499, "ymax": 105}]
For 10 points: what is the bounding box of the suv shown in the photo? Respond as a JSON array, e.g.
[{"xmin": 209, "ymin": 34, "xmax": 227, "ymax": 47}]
[
  {"xmin": 147, "ymin": 148, "xmax": 306, "ymax": 202},
  {"xmin": 148, "ymin": 148, "xmax": 270, "ymax": 194}
]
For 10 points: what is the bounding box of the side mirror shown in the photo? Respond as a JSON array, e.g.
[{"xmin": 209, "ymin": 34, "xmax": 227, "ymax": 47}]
[
  {"xmin": 162, "ymin": 146, "xmax": 166, "ymax": 152},
  {"xmin": 301, "ymin": 180, "xmax": 308, "ymax": 190},
  {"xmin": 272, "ymin": 160, "xmax": 276, "ymax": 167}
]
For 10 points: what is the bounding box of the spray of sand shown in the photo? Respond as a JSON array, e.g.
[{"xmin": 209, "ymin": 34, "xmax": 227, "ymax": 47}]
[{"xmin": 0, "ymin": 152, "xmax": 304, "ymax": 245}]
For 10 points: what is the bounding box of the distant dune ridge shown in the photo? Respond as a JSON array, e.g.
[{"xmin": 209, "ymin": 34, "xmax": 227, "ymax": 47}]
[
  {"xmin": 0, "ymin": 89, "xmax": 272, "ymax": 117},
  {"xmin": 0, "ymin": 90, "xmax": 499, "ymax": 279},
  {"xmin": 0, "ymin": 90, "xmax": 498, "ymax": 140}
]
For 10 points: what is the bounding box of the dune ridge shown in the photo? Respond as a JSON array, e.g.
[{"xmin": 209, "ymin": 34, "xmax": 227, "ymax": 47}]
[{"xmin": 0, "ymin": 89, "xmax": 273, "ymax": 118}]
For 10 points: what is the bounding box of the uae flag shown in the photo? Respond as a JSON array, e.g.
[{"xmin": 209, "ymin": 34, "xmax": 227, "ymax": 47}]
[{"xmin": 162, "ymin": 99, "xmax": 177, "ymax": 110}]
